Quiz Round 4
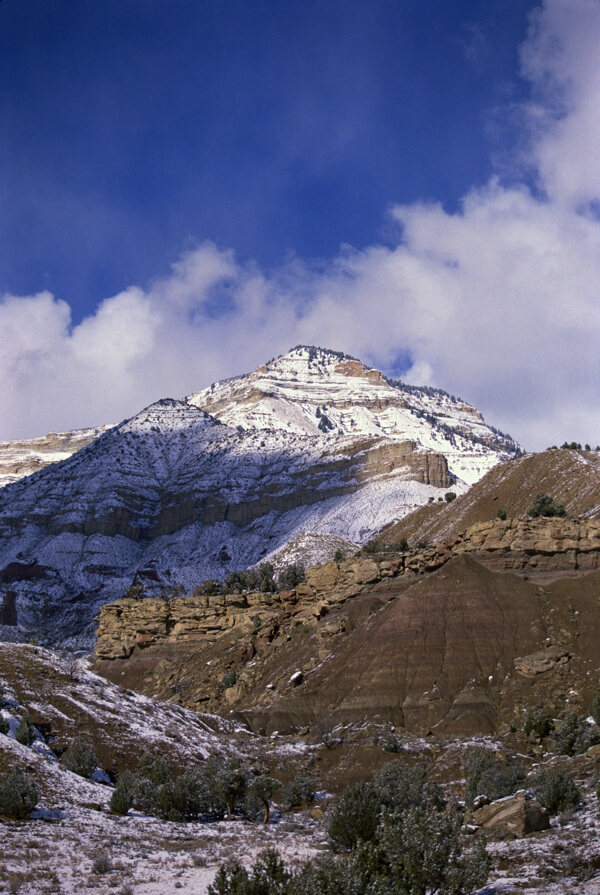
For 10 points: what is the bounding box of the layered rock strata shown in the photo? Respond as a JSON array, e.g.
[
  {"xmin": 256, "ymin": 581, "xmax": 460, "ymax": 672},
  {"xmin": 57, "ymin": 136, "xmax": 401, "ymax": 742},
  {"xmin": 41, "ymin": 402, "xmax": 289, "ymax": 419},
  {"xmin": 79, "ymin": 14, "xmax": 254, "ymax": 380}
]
[{"xmin": 95, "ymin": 517, "xmax": 600, "ymax": 737}]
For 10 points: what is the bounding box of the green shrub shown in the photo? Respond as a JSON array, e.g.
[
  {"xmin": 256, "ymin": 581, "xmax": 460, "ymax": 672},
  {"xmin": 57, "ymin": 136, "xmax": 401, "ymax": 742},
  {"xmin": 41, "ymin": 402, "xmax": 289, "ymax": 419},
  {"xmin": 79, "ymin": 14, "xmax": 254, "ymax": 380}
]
[
  {"xmin": 528, "ymin": 493, "xmax": 566, "ymax": 518},
  {"xmin": 281, "ymin": 773, "xmax": 316, "ymax": 810},
  {"xmin": 496, "ymin": 508, "xmax": 507, "ymax": 520},
  {"xmin": 245, "ymin": 775, "xmax": 280, "ymax": 823},
  {"xmin": 465, "ymin": 749, "xmax": 525, "ymax": 806},
  {"xmin": 554, "ymin": 713, "xmax": 600, "ymax": 755},
  {"xmin": 62, "ymin": 738, "xmax": 97, "ymax": 778},
  {"xmin": 377, "ymin": 803, "xmax": 489, "ymax": 895},
  {"xmin": 137, "ymin": 751, "xmax": 171, "ymax": 785},
  {"xmin": 445, "ymin": 492, "xmax": 457, "ymax": 502},
  {"xmin": 15, "ymin": 713, "xmax": 35, "ymax": 746},
  {"xmin": 209, "ymin": 806, "xmax": 490, "ymax": 894},
  {"xmin": 524, "ymin": 706, "xmax": 554, "ymax": 739},
  {"xmin": 202, "ymin": 757, "xmax": 249, "ymax": 820},
  {"xmin": 130, "ymin": 775, "xmax": 156, "ymax": 814},
  {"xmin": 327, "ymin": 781, "xmax": 381, "ymax": 851},
  {"xmin": 534, "ymin": 769, "xmax": 580, "ymax": 813},
  {"xmin": 0, "ymin": 771, "xmax": 38, "ymax": 819},
  {"xmin": 220, "ymin": 670, "xmax": 238, "ymax": 690},
  {"xmin": 374, "ymin": 760, "xmax": 444, "ymax": 813},
  {"xmin": 209, "ymin": 850, "xmax": 291, "ymax": 895},
  {"xmin": 278, "ymin": 563, "xmax": 305, "ymax": 589},
  {"xmin": 333, "ymin": 549, "xmax": 344, "ymax": 562},
  {"xmin": 0, "ymin": 715, "xmax": 8, "ymax": 736},
  {"xmin": 109, "ymin": 783, "xmax": 133, "ymax": 816}
]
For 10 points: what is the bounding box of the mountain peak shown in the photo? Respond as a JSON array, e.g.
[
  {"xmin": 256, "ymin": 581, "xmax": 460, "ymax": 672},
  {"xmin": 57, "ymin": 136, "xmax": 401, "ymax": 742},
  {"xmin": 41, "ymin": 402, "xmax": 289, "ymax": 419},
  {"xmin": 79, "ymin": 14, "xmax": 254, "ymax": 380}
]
[
  {"xmin": 118, "ymin": 398, "xmax": 219, "ymax": 436},
  {"xmin": 187, "ymin": 347, "xmax": 519, "ymax": 483}
]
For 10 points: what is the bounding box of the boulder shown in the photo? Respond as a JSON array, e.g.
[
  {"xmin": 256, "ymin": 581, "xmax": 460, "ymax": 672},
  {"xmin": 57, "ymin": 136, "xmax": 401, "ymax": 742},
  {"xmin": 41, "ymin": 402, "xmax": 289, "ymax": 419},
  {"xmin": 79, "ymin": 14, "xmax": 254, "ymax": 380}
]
[{"xmin": 471, "ymin": 790, "xmax": 550, "ymax": 837}]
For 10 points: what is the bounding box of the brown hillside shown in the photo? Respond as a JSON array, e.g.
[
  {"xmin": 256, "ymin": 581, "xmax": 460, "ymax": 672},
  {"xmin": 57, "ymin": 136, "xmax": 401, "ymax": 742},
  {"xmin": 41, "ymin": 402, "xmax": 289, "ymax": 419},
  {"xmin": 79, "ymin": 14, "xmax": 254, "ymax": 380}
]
[
  {"xmin": 94, "ymin": 517, "xmax": 600, "ymax": 737},
  {"xmin": 375, "ymin": 449, "xmax": 600, "ymax": 547},
  {"xmin": 239, "ymin": 555, "xmax": 600, "ymax": 737}
]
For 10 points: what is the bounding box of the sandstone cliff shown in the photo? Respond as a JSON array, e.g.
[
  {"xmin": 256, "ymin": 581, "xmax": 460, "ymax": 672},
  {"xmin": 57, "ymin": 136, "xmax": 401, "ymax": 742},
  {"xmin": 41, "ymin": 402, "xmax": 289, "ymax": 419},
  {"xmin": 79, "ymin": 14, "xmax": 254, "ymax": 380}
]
[{"xmin": 94, "ymin": 517, "xmax": 600, "ymax": 737}]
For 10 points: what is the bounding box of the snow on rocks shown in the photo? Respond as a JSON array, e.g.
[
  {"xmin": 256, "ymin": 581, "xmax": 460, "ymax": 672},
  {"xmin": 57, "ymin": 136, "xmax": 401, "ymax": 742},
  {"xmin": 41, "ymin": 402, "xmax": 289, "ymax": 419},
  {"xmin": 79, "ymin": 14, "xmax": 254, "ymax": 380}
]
[{"xmin": 0, "ymin": 347, "xmax": 520, "ymax": 646}]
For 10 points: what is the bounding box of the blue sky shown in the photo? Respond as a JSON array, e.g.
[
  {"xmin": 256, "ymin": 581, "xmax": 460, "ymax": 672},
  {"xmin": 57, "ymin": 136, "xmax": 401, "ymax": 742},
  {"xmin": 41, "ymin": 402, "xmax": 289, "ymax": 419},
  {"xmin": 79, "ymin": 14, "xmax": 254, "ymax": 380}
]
[
  {"xmin": 1, "ymin": 0, "xmax": 531, "ymax": 321},
  {"xmin": 1, "ymin": 0, "xmax": 600, "ymax": 449}
]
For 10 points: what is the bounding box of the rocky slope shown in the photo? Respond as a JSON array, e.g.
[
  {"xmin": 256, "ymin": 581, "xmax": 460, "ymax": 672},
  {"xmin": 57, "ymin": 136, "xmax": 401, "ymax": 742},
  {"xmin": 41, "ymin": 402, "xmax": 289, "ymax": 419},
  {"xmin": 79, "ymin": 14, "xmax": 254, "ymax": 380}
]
[
  {"xmin": 372, "ymin": 447, "xmax": 600, "ymax": 549},
  {"xmin": 0, "ymin": 425, "xmax": 112, "ymax": 488},
  {"xmin": 94, "ymin": 516, "xmax": 600, "ymax": 737},
  {"xmin": 0, "ymin": 347, "xmax": 517, "ymax": 647}
]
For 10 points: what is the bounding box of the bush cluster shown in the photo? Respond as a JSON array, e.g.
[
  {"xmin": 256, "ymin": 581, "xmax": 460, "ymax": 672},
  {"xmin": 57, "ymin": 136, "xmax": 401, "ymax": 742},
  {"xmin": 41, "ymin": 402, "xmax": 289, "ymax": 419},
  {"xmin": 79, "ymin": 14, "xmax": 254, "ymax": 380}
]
[
  {"xmin": 197, "ymin": 561, "xmax": 306, "ymax": 596},
  {"xmin": 15, "ymin": 713, "xmax": 35, "ymax": 746},
  {"xmin": 527, "ymin": 493, "xmax": 566, "ymax": 518},
  {"xmin": 464, "ymin": 749, "xmax": 525, "ymax": 806},
  {"xmin": 209, "ymin": 760, "xmax": 489, "ymax": 895},
  {"xmin": 110, "ymin": 753, "xmax": 280, "ymax": 824},
  {"xmin": 534, "ymin": 769, "xmax": 580, "ymax": 814},
  {"xmin": 61, "ymin": 738, "xmax": 97, "ymax": 778},
  {"xmin": 553, "ymin": 713, "xmax": 600, "ymax": 756},
  {"xmin": 280, "ymin": 774, "xmax": 316, "ymax": 810},
  {"xmin": 524, "ymin": 706, "xmax": 554, "ymax": 739},
  {"xmin": 0, "ymin": 771, "xmax": 38, "ymax": 819}
]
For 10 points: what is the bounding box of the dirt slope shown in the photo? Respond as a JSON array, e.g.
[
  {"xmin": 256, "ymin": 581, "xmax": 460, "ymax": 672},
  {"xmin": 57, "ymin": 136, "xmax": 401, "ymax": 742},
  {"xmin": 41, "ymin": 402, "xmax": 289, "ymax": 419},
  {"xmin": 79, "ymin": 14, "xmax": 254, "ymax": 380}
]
[{"xmin": 374, "ymin": 448, "xmax": 600, "ymax": 548}]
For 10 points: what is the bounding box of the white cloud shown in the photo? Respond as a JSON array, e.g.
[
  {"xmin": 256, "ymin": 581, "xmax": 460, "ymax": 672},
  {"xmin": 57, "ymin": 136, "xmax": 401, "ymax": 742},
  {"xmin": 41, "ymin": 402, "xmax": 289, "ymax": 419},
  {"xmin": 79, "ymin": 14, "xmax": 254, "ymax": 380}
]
[{"xmin": 2, "ymin": 0, "xmax": 600, "ymax": 450}]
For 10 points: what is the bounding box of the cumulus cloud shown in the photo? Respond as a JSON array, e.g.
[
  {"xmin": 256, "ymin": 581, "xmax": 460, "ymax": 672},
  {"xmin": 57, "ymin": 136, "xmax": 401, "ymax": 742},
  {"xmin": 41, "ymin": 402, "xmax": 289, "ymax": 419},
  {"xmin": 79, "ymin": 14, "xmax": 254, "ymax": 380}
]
[{"xmin": 2, "ymin": 0, "xmax": 600, "ymax": 450}]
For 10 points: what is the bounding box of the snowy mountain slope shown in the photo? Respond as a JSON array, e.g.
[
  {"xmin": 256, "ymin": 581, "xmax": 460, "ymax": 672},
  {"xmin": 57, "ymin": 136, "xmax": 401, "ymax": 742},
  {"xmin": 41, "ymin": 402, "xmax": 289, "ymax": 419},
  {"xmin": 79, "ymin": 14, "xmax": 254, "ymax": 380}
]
[
  {"xmin": 0, "ymin": 424, "xmax": 113, "ymax": 488},
  {"xmin": 189, "ymin": 346, "xmax": 519, "ymax": 486},
  {"xmin": 0, "ymin": 347, "xmax": 519, "ymax": 647}
]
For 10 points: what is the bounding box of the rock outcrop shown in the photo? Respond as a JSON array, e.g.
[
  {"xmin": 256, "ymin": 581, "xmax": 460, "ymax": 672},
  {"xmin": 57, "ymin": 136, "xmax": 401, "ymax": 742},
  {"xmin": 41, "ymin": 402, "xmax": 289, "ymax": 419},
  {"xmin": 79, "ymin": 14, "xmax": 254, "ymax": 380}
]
[
  {"xmin": 94, "ymin": 517, "xmax": 600, "ymax": 737},
  {"xmin": 471, "ymin": 791, "xmax": 550, "ymax": 837}
]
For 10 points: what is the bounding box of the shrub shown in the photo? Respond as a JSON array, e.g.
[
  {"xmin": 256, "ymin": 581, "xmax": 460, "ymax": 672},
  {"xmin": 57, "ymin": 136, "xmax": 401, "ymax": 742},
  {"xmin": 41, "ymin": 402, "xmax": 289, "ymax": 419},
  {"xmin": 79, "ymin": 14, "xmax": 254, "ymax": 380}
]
[
  {"xmin": 209, "ymin": 810, "xmax": 490, "ymax": 894},
  {"xmin": 62, "ymin": 738, "xmax": 97, "ymax": 778},
  {"xmin": 528, "ymin": 493, "xmax": 566, "ymax": 518},
  {"xmin": 109, "ymin": 770, "xmax": 138, "ymax": 815},
  {"xmin": 137, "ymin": 751, "xmax": 170, "ymax": 785},
  {"xmin": 333, "ymin": 549, "xmax": 344, "ymax": 562},
  {"xmin": 109, "ymin": 783, "xmax": 133, "ymax": 816},
  {"xmin": 465, "ymin": 748, "xmax": 524, "ymax": 806},
  {"xmin": 0, "ymin": 715, "xmax": 8, "ymax": 736},
  {"xmin": 496, "ymin": 508, "xmax": 507, "ymax": 520},
  {"xmin": 91, "ymin": 851, "xmax": 113, "ymax": 874},
  {"xmin": 328, "ymin": 781, "xmax": 381, "ymax": 851},
  {"xmin": 534, "ymin": 769, "xmax": 580, "ymax": 814},
  {"xmin": 373, "ymin": 760, "xmax": 444, "ymax": 814},
  {"xmin": 202, "ymin": 757, "xmax": 249, "ymax": 820},
  {"xmin": 15, "ymin": 713, "xmax": 35, "ymax": 746},
  {"xmin": 0, "ymin": 771, "xmax": 38, "ymax": 819},
  {"xmin": 524, "ymin": 706, "xmax": 554, "ymax": 739},
  {"xmin": 554, "ymin": 713, "xmax": 600, "ymax": 755},
  {"xmin": 245, "ymin": 775, "xmax": 280, "ymax": 823},
  {"xmin": 278, "ymin": 563, "xmax": 305, "ymax": 589},
  {"xmin": 281, "ymin": 773, "xmax": 316, "ymax": 810},
  {"xmin": 377, "ymin": 803, "xmax": 489, "ymax": 895},
  {"xmin": 209, "ymin": 850, "xmax": 291, "ymax": 895},
  {"xmin": 445, "ymin": 491, "xmax": 457, "ymax": 502},
  {"xmin": 220, "ymin": 670, "xmax": 238, "ymax": 690}
]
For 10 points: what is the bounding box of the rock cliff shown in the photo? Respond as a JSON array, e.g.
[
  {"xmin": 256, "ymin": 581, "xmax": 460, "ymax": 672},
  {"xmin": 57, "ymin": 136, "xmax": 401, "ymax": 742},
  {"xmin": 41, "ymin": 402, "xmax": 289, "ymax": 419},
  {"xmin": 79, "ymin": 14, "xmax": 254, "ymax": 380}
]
[{"xmin": 94, "ymin": 517, "xmax": 600, "ymax": 737}]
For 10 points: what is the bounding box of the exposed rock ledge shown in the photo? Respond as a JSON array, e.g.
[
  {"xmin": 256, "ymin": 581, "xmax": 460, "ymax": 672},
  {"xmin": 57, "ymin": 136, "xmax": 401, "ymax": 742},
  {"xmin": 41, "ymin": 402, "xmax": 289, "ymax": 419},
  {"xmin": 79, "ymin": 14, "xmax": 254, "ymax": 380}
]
[{"xmin": 96, "ymin": 517, "xmax": 600, "ymax": 662}]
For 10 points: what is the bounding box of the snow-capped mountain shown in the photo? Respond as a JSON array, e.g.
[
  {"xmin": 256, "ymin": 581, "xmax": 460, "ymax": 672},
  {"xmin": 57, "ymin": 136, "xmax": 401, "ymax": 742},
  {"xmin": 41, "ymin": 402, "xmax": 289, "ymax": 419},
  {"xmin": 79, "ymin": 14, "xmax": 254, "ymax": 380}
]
[
  {"xmin": 189, "ymin": 346, "xmax": 519, "ymax": 485},
  {"xmin": 0, "ymin": 424, "xmax": 113, "ymax": 488},
  {"xmin": 0, "ymin": 346, "xmax": 519, "ymax": 647}
]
